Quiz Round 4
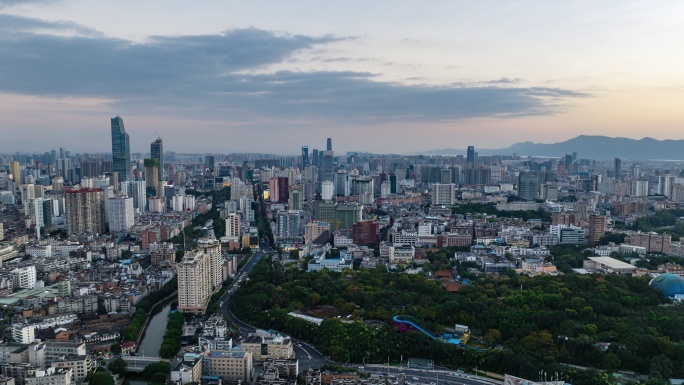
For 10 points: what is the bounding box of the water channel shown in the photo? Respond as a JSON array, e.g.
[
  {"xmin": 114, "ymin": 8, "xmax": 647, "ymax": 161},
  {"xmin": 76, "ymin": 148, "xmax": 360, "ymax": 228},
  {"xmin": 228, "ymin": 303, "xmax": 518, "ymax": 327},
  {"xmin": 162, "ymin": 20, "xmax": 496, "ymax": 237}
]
[{"xmin": 127, "ymin": 302, "xmax": 172, "ymax": 385}]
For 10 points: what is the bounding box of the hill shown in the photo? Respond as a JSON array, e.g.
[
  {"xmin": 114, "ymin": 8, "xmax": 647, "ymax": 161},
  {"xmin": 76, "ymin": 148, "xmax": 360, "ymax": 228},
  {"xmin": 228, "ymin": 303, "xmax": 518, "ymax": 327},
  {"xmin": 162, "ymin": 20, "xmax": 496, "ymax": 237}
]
[{"xmin": 418, "ymin": 135, "xmax": 684, "ymax": 160}]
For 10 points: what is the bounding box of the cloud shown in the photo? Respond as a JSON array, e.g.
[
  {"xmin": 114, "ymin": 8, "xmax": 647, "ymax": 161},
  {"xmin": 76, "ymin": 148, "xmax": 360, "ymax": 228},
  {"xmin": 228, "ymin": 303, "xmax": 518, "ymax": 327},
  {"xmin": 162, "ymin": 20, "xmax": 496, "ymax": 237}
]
[{"xmin": 0, "ymin": 14, "xmax": 586, "ymax": 125}]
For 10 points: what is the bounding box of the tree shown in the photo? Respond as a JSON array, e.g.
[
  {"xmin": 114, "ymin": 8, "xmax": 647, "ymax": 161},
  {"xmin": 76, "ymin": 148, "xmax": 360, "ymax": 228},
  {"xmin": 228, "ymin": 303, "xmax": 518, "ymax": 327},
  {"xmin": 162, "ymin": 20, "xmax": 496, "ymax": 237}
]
[
  {"xmin": 110, "ymin": 342, "xmax": 122, "ymax": 355},
  {"xmin": 650, "ymin": 354, "xmax": 673, "ymax": 380},
  {"xmin": 142, "ymin": 361, "xmax": 171, "ymax": 380},
  {"xmin": 108, "ymin": 358, "xmax": 128, "ymax": 376},
  {"xmin": 86, "ymin": 372, "xmax": 115, "ymax": 385}
]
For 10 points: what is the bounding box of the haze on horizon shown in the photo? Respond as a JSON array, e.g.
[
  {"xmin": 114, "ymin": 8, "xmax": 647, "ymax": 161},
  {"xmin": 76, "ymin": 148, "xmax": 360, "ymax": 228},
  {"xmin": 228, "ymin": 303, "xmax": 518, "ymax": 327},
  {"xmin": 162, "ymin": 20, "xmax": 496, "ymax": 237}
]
[{"xmin": 1, "ymin": 0, "xmax": 683, "ymax": 155}]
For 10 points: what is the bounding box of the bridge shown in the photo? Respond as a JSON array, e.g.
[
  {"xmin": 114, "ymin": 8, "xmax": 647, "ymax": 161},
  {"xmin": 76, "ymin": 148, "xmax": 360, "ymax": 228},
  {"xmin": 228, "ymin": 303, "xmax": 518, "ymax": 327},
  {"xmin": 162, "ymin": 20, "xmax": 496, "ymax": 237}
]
[{"xmin": 121, "ymin": 355, "xmax": 170, "ymax": 372}]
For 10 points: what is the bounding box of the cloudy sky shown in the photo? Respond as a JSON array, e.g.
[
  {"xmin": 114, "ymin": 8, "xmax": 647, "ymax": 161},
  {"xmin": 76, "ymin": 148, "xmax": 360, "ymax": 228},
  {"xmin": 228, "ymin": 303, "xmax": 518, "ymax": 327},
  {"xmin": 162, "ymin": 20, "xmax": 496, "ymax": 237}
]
[{"xmin": 1, "ymin": 1, "xmax": 683, "ymax": 155}]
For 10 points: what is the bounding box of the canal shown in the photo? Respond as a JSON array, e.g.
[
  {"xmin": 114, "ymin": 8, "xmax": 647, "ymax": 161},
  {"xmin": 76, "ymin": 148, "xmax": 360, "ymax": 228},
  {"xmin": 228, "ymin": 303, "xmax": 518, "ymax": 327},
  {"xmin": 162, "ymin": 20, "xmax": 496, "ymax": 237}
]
[{"xmin": 127, "ymin": 302, "xmax": 172, "ymax": 385}]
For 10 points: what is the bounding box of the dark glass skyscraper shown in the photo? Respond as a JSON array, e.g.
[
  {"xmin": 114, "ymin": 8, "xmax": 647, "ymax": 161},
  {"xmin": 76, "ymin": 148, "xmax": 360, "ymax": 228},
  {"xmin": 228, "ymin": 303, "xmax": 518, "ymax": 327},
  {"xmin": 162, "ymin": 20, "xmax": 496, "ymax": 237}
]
[
  {"xmin": 151, "ymin": 138, "xmax": 163, "ymax": 182},
  {"xmin": 466, "ymin": 146, "xmax": 475, "ymax": 169},
  {"xmin": 111, "ymin": 116, "xmax": 131, "ymax": 182},
  {"xmin": 326, "ymin": 138, "xmax": 332, "ymax": 151},
  {"xmin": 301, "ymin": 146, "xmax": 309, "ymax": 168}
]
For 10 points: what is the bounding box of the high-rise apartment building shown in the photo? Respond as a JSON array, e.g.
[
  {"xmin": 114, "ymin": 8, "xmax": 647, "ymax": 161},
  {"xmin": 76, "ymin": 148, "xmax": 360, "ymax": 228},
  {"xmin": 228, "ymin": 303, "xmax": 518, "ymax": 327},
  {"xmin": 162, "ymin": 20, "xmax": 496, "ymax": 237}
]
[
  {"xmin": 108, "ymin": 196, "xmax": 134, "ymax": 233},
  {"xmin": 518, "ymin": 171, "xmax": 539, "ymax": 200},
  {"xmin": 588, "ymin": 215, "xmax": 606, "ymax": 246},
  {"xmin": 177, "ymin": 251, "xmax": 213, "ymax": 315},
  {"xmin": 151, "ymin": 138, "xmax": 164, "ymax": 182},
  {"xmin": 198, "ymin": 237, "xmax": 223, "ymax": 291},
  {"xmin": 321, "ymin": 181, "xmax": 334, "ymax": 201},
  {"xmin": 121, "ymin": 180, "xmax": 146, "ymax": 212},
  {"xmin": 276, "ymin": 210, "xmax": 301, "ymax": 240},
  {"xmin": 111, "ymin": 116, "xmax": 131, "ymax": 182},
  {"xmin": 431, "ymin": 183, "xmax": 456, "ymax": 205},
  {"xmin": 177, "ymin": 238, "xmax": 223, "ymax": 315},
  {"xmin": 9, "ymin": 161, "xmax": 20, "ymax": 185},
  {"xmin": 225, "ymin": 213, "xmax": 241, "ymax": 241},
  {"xmin": 65, "ymin": 188, "xmax": 105, "ymax": 235}
]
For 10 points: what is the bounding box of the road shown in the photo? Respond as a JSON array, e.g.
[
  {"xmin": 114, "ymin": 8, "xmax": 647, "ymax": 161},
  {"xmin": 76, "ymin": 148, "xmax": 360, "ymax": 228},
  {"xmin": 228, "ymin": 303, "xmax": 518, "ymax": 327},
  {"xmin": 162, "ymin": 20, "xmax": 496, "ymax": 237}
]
[
  {"xmin": 362, "ymin": 365, "xmax": 501, "ymax": 385},
  {"xmin": 219, "ymin": 245, "xmax": 500, "ymax": 384}
]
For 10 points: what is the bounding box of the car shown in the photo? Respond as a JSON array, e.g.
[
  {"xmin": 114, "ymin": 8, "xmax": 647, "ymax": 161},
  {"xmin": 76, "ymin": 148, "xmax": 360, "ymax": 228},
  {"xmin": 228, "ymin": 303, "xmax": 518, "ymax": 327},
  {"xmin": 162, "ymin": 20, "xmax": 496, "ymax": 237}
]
[
  {"xmin": 413, "ymin": 377, "xmax": 419, "ymax": 381},
  {"xmin": 359, "ymin": 366, "xmax": 365, "ymax": 371}
]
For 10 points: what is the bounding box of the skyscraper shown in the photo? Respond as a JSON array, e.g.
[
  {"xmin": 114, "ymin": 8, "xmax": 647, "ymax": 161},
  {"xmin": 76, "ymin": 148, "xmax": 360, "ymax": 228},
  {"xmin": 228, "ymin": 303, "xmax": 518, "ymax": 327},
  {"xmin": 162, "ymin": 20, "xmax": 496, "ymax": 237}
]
[
  {"xmin": 326, "ymin": 138, "xmax": 332, "ymax": 151},
  {"xmin": 614, "ymin": 158, "xmax": 622, "ymax": 180},
  {"xmin": 151, "ymin": 138, "xmax": 164, "ymax": 182},
  {"xmin": 111, "ymin": 116, "xmax": 131, "ymax": 182},
  {"xmin": 321, "ymin": 150, "xmax": 334, "ymax": 182},
  {"xmin": 518, "ymin": 171, "xmax": 540, "ymax": 200},
  {"xmin": 301, "ymin": 146, "xmax": 309, "ymax": 168},
  {"xmin": 9, "ymin": 161, "xmax": 20, "ymax": 186},
  {"xmin": 466, "ymin": 146, "xmax": 475, "ymax": 169},
  {"xmin": 144, "ymin": 158, "xmax": 160, "ymax": 197}
]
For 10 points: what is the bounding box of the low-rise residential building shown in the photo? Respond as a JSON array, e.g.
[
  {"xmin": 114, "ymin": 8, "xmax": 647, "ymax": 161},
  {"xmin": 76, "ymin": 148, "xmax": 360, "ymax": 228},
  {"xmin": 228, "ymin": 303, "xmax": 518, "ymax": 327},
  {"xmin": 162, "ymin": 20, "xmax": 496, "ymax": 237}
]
[
  {"xmin": 202, "ymin": 350, "xmax": 253, "ymax": 382},
  {"xmin": 240, "ymin": 331, "xmax": 293, "ymax": 361}
]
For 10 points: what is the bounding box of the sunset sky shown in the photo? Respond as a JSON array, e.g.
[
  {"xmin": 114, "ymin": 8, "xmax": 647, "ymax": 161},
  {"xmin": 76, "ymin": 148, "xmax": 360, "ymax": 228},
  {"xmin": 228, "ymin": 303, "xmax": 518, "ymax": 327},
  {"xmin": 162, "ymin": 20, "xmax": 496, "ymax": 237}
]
[{"xmin": 1, "ymin": 0, "xmax": 683, "ymax": 154}]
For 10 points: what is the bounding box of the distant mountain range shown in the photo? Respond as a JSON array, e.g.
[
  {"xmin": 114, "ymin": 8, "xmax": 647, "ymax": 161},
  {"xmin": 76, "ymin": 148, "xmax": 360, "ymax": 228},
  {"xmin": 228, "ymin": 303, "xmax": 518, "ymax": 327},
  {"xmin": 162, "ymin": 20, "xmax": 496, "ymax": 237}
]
[{"xmin": 417, "ymin": 135, "xmax": 684, "ymax": 160}]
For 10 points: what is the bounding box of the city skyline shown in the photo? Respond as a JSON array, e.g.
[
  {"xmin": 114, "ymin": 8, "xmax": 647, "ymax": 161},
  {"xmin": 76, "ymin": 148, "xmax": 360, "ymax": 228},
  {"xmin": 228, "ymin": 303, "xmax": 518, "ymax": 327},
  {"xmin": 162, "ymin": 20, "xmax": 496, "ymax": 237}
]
[{"xmin": 1, "ymin": 1, "xmax": 684, "ymax": 154}]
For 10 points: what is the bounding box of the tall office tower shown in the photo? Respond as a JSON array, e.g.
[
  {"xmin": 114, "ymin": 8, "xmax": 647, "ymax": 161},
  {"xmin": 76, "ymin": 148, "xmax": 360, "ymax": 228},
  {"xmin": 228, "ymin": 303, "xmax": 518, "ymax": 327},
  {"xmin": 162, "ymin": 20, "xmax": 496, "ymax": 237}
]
[
  {"xmin": 633, "ymin": 164, "xmax": 640, "ymax": 178},
  {"xmin": 326, "ymin": 138, "xmax": 332, "ymax": 151},
  {"xmin": 588, "ymin": 215, "xmax": 606, "ymax": 246},
  {"xmin": 301, "ymin": 146, "xmax": 309, "ymax": 168},
  {"xmin": 65, "ymin": 188, "xmax": 105, "ymax": 235},
  {"xmin": 205, "ymin": 155, "xmax": 215, "ymax": 170},
  {"xmin": 225, "ymin": 212, "xmax": 241, "ymax": 241},
  {"xmin": 144, "ymin": 158, "xmax": 160, "ymax": 197},
  {"xmin": 9, "ymin": 161, "xmax": 21, "ymax": 186},
  {"xmin": 334, "ymin": 170, "xmax": 350, "ymax": 197},
  {"xmin": 303, "ymin": 165, "xmax": 317, "ymax": 201},
  {"xmin": 517, "ymin": 171, "xmax": 540, "ymax": 200},
  {"xmin": 564, "ymin": 154, "xmax": 573, "ymax": 172},
  {"xmin": 111, "ymin": 116, "xmax": 131, "ymax": 182},
  {"xmin": 151, "ymin": 138, "xmax": 164, "ymax": 182},
  {"xmin": 288, "ymin": 187, "xmax": 303, "ymax": 210},
  {"xmin": 614, "ymin": 158, "xmax": 622, "ymax": 180},
  {"xmin": 321, "ymin": 150, "xmax": 334, "ymax": 182},
  {"xmin": 108, "ymin": 196, "xmax": 134, "ymax": 233},
  {"xmin": 177, "ymin": 250, "xmax": 213, "ymax": 315},
  {"xmin": 466, "ymin": 146, "xmax": 475, "ymax": 169},
  {"xmin": 198, "ymin": 237, "xmax": 223, "ymax": 290},
  {"xmin": 312, "ymin": 149, "xmax": 319, "ymax": 167},
  {"xmin": 431, "ymin": 184, "xmax": 456, "ymax": 205}
]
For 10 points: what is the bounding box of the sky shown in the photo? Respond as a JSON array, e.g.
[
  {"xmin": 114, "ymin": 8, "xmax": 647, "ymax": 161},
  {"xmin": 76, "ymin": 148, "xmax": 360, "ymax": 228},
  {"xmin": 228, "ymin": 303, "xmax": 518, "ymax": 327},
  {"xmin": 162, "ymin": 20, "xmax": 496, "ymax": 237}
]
[{"xmin": 1, "ymin": 0, "xmax": 684, "ymax": 155}]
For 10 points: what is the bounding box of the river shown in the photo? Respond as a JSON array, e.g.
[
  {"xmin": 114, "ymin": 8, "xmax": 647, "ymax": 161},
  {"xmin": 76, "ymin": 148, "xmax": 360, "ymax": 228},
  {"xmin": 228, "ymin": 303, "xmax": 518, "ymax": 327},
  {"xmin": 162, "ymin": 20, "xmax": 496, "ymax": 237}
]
[{"xmin": 127, "ymin": 303, "xmax": 172, "ymax": 385}]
